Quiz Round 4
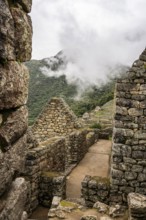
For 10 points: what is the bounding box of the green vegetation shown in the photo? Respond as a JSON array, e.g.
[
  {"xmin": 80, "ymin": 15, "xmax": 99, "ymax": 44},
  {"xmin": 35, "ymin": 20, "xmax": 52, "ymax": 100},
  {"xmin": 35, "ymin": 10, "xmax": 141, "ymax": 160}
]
[
  {"xmin": 69, "ymin": 82, "xmax": 115, "ymax": 117},
  {"xmin": 92, "ymin": 176, "xmax": 110, "ymax": 185},
  {"xmin": 26, "ymin": 60, "xmax": 77, "ymax": 125},
  {"xmin": 26, "ymin": 57, "xmax": 127, "ymax": 125},
  {"xmin": 89, "ymin": 123, "xmax": 102, "ymax": 129},
  {"xmin": 60, "ymin": 200, "xmax": 78, "ymax": 208}
]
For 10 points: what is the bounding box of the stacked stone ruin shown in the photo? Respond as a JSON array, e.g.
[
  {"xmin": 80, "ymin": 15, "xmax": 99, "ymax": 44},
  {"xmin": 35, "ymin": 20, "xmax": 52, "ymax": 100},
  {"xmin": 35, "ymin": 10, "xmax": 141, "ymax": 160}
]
[
  {"xmin": 111, "ymin": 49, "xmax": 146, "ymax": 204},
  {"xmin": 0, "ymin": 0, "xmax": 32, "ymax": 219},
  {"xmin": 32, "ymin": 97, "xmax": 82, "ymax": 142},
  {"xmin": 82, "ymin": 49, "xmax": 146, "ymax": 214},
  {"xmin": 25, "ymin": 98, "xmax": 99, "ymax": 212},
  {"xmin": 1, "ymin": 1, "xmax": 146, "ymax": 219}
]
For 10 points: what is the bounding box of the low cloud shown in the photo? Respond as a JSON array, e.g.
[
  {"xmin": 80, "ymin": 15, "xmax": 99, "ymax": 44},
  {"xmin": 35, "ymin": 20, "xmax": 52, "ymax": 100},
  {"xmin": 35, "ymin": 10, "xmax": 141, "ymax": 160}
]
[{"xmin": 31, "ymin": 0, "xmax": 146, "ymax": 89}]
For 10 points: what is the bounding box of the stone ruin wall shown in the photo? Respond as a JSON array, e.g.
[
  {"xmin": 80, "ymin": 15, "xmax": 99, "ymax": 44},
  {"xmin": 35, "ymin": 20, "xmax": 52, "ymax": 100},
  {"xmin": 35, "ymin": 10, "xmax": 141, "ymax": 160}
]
[
  {"xmin": 26, "ymin": 126, "xmax": 99, "ymax": 212},
  {"xmin": 0, "ymin": 0, "xmax": 32, "ymax": 219},
  {"xmin": 82, "ymin": 49, "xmax": 146, "ymax": 209},
  {"xmin": 1, "ymin": 0, "xmax": 146, "ymax": 217},
  {"xmin": 110, "ymin": 48, "xmax": 146, "ymax": 204},
  {"xmin": 32, "ymin": 97, "xmax": 81, "ymax": 142}
]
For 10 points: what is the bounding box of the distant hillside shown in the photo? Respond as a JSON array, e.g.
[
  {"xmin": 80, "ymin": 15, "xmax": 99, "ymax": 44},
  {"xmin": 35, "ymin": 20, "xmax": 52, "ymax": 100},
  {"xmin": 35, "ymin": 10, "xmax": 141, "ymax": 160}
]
[{"xmin": 25, "ymin": 52, "xmax": 128, "ymax": 125}]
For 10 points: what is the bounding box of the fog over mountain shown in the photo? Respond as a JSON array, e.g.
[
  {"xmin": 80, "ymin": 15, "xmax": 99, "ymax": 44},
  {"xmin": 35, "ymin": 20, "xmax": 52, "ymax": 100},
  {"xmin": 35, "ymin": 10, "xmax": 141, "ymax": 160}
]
[{"xmin": 31, "ymin": 0, "xmax": 146, "ymax": 87}]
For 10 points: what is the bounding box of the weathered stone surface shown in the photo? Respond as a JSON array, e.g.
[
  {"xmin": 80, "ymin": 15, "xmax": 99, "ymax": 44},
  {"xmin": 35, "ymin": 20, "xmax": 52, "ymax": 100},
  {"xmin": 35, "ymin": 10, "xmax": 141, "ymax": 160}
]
[
  {"xmin": 93, "ymin": 201, "xmax": 109, "ymax": 213},
  {"xmin": 0, "ymin": 0, "xmax": 32, "ymax": 217},
  {"xmin": 125, "ymin": 172, "xmax": 137, "ymax": 181},
  {"xmin": 0, "ymin": 61, "xmax": 29, "ymax": 109},
  {"xmin": 128, "ymin": 193, "xmax": 146, "ymax": 220},
  {"xmin": 18, "ymin": 0, "xmax": 32, "ymax": 13},
  {"xmin": 109, "ymin": 204, "xmax": 126, "ymax": 218},
  {"xmin": 0, "ymin": 178, "xmax": 28, "ymax": 220},
  {"xmin": 10, "ymin": 7, "xmax": 32, "ymax": 62},
  {"xmin": 116, "ymin": 98, "xmax": 139, "ymax": 108},
  {"xmin": 81, "ymin": 176, "xmax": 110, "ymax": 206},
  {"xmin": 111, "ymin": 49, "xmax": 146, "ymax": 204},
  {"xmin": 128, "ymin": 108, "xmax": 143, "ymax": 116},
  {"xmin": 0, "ymin": 135, "xmax": 27, "ymax": 196},
  {"xmin": 51, "ymin": 196, "xmax": 61, "ymax": 208},
  {"xmin": 21, "ymin": 211, "xmax": 28, "ymax": 220},
  {"xmin": 32, "ymin": 97, "xmax": 82, "ymax": 142},
  {"xmin": 134, "ymin": 131, "xmax": 146, "ymax": 140},
  {"xmin": 111, "ymin": 169, "xmax": 124, "ymax": 180},
  {"xmin": 0, "ymin": 106, "xmax": 28, "ymax": 151},
  {"xmin": 80, "ymin": 215, "xmax": 97, "ymax": 220},
  {"xmin": 138, "ymin": 173, "xmax": 146, "ymax": 182},
  {"xmin": 116, "ymin": 106, "xmax": 128, "ymax": 115},
  {"xmin": 0, "ymin": 0, "xmax": 15, "ymax": 61}
]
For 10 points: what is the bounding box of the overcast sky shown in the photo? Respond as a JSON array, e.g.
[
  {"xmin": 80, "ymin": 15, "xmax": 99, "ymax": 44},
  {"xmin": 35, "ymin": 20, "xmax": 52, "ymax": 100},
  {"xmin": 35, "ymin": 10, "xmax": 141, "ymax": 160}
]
[{"xmin": 31, "ymin": 0, "xmax": 146, "ymax": 87}]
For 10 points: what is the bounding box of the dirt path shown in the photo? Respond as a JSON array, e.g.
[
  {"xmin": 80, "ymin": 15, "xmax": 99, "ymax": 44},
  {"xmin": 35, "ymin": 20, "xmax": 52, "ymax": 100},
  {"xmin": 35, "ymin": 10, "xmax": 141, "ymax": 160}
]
[{"xmin": 66, "ymin": 139, "xmax": 111, "ymax": 199}]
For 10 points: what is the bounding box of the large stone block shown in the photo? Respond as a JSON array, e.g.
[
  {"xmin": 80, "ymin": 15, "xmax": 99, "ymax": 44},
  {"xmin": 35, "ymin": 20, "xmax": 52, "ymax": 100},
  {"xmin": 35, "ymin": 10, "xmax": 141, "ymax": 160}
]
[
  {"xmin": 128, "ymin": 193, "xmax": 146, "ymax": 220},
  {"xmin": 0, "ymin": 178, "xmax": 28, "ymax": 220},
  {"xmin": 17, "ymin": 0, "xmax": 32, "ymax": 13},
  {"xmin": 128, "ymin": 108, "xmax": 143, "ymax": 116},
  {"xmin": 0, "ymin": 106, "xmax": 28, "ymax": 151},
  {"xmin": 10, "ymin": 7, "xmax": 32, "ymax": 62},
  {"xmin": 0, "ymin": 0, "xmax": 15, "ymax": 61},
  {"xmin": 0, "ymin": 135, "xmax": 27, "ymax": 196},
  {"xmin": 0, "ymin": 61, "xmax": 29, "ymax": 109}
]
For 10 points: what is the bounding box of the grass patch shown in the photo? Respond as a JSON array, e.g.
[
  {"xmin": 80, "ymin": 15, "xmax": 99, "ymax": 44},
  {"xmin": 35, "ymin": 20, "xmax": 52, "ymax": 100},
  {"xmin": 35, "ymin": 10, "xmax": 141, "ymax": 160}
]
[
  {"xmin": 60, "ymin": 200, "xmax": 78, "ymax": 208},
  {"xmin": 90, "ymin": 123, "xmax": 102, "ymax": 129}
]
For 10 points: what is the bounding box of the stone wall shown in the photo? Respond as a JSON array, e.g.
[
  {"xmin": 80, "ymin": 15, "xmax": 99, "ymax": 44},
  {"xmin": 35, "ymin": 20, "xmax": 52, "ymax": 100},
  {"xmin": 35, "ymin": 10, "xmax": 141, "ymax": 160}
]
[
  {"xmin": 110, "ymin": 49, "xmax": 146, "ymax": 204},
  {"xmin": 66, "ymin": 129, "xmax": 99, "ymax": 168},
  {"xmin": 81, "ymin": 175, "xmax": 110, "ymax": 207},
  {"xmin": 25, "ymin": 137, "xmax": 66, "ymax": 212},
  {"xmin": 39, "ymin": 172, "xmax": 66, "ymax": 207},
  {"xmin": 32, "ymin": 97, "xmax": 82, "ymax": 142},
  {"xmin": 81, "ymin": 49, "xmax": 146, "ymax": 208},
  {"xmin": 25, "ymin": 128, "xmax": 99, "ymax": 212},
  {"xmin": 0, "ymin": 0, "xmax": 32, "ymax": 219}
]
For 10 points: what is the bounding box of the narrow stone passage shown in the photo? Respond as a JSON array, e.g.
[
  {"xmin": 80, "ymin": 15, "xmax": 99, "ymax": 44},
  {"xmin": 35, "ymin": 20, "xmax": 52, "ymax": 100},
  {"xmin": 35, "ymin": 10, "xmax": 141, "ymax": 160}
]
[
  {"xmin": 66, "ymin": 139, "xmax": 112, "ymax": 199},
  {"xmin": 30, "ymin": 140, "xmax": 111, "ymax": 220}
]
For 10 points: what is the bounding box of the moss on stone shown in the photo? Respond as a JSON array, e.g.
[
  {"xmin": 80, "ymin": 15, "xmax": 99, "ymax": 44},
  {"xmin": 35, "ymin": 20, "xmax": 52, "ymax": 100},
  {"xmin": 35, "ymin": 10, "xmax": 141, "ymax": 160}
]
[
  {"xmin": 91, "ymin": 176, "xmax": 110, "ymax": 185},
  {"xmin": 41, "ymin": 171, "xmax": 60, "ymax": 178},
  {"xmin": 60, "ymin": 200, "xmax": 78, "ymax": 208}
]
